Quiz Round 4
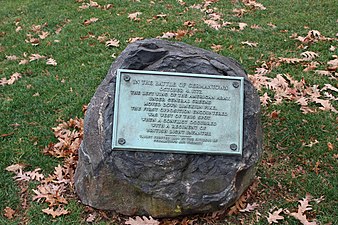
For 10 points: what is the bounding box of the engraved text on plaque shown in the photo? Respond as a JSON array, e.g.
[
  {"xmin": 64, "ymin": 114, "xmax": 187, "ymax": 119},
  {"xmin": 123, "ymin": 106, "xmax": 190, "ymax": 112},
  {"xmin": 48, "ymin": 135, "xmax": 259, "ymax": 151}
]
[{"xmin": 112, "ymin": 69, "xmax": 244, "ymax": 154}]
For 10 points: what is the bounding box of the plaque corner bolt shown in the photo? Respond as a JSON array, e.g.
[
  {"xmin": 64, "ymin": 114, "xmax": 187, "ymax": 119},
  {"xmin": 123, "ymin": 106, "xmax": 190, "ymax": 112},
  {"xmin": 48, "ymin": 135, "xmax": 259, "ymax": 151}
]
[
  {"xmin": 232, "ymin": 82, "xmax": 240, "ymax": 88},
  {"xmin": 118, "ymin": 138, "xmax": 126, "ymax": 145},
  {"xmin": 123, "ymin": 75, "xmax": 131, "ymax": 82},
  {"xmin": 230, "ymin": 143, "xmax": 238, "ymax": 151}
]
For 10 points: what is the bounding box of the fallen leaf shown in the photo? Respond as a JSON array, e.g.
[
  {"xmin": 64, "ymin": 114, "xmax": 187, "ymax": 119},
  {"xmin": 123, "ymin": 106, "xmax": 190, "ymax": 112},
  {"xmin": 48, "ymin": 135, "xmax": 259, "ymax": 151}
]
[
  {"xmin": 105, "ymin": 39, "xmax": 120, "ymax": 47},
  {"xmin": 327, "ymin": 142, "xmax": 334, "ymax": 151},
  {"xmin": 204, "ymin": 19, "xmax": 221, "ymax": 30},
  {"xmin": 128, "ymin": 37, "xmax": 144, "ymax": 43},
  {"xmin": 46, "ymin": 58, "xmax": 57, "ymax": 66},
  {"xmin": 6, "ymin": 55, "xmax": 18, "ymax": 60},
  {"xmin": 125, "ymin": 216, "xmax": 160, "ymax": 225},
  {"xmin": 260, "ymin": 92, "xmax": 271, "ymax": 106},
  {"xmin": 184, "ymin": 20, "xmax": 196, "ymax": 27},
  {"xmin": 301, "ymin": 51, "xmax": 319, "ymax": 60},
  {"xmin": 303, "ymin": 139, "xmax": 319, "ymax": 147},
  {"xmin": 267, "ymin": 22, "xmax": 277, "ymax": 28},
  {"xmin": 42, "ymin": 207, "xmax": 69, "ymax": 218},
  {"xmin": 329, "ymin": 45, "xmax": 336, "ymax": 52},
  {"xmin": 211, "ymin": 44, "xmax": 223, "ymax": 52},
  {"xmin": 86, "ymin": 213, "xmax": 96, "ymax": 222},
  {"xmin": 267, "ymin": 208, "xmax": 284, "ymax": 224},
  {"xmin": 239, "ymin": 203, "xmax": 259, "ymax": 212},
  {"xmin": 5, "ymin": 163, "xmax": 26, "ymax": 173},
  {"xmin": 313, "ymin": 196, "xmax": 325, "ymax": 204},
  {"xmin": 83, "ymin": 17, "xmax": 98, "ymax": 26},
  {"xmin": 39, "ymin": 31, "xmax": 49, "ymax": 39},
  {"xmin": 241, "ymin": 41, "xmax": 258, "ymax": 47},
  {"xmin": 15, "ymin": 26, "xmax": 22, "ymax": 32},
  {"xmin": 19, "ymin": 59, "xmax": 29, "ymax": 65},
  {"xmin": 158, "ymin": 32, "xmax": 177, "ymax": 39},
  {"xmin": 251, "ymin": 24, "xmax": 262, "ymax": 29},
  {"xmin": 3, "ymin": 207, "xmax": 15, "ymax": 219},
  {"xmin": 327, "ymin": 58, "xmax": 338, "ymax": 67},
  {"xmin": 128, "ymin": 12, "xmax": 142, "ymax": 21},
  {"xmin": 232, "ymin": 8, "xmax": 246, "ymax": 17},
  {"xmin": 238, "ymin": 22, "xmax": 247, "ymax": 30},
  {"xmin": 290, "ymin": 196, "xmax": 317, "ymax": 225},
  {"xmin": 29, "ymin": 53, "xmax": 46, "ymax": 61},
  {"xmin": 243, "ymin": 0, "xmax": 266, "ymax": 10}
]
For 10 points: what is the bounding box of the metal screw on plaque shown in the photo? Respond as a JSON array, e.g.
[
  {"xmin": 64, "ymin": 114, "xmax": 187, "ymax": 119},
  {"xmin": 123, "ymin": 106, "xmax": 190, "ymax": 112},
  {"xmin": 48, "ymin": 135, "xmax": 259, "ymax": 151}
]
[
  {"xmin": 118, "ymin": 138, "xmax": 126, "ymax": 145},
  {"xmin": 123, "ymin": 75, "xmax": 130, "ymax": 82},
  {"xmin": 230, "ymin": 143, "xmax": 238, "ymax": 151},
  {"xmin": 232, "ymin": 82, "xmax": 239, "ymax": 88}
]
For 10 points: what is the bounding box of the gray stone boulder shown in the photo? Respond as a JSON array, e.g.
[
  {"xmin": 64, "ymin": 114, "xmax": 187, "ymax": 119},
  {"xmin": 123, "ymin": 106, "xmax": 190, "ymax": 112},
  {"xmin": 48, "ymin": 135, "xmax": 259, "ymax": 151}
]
[{"xmin": 74, "ymin": 39, "xmax": 262, "ymax": 218}]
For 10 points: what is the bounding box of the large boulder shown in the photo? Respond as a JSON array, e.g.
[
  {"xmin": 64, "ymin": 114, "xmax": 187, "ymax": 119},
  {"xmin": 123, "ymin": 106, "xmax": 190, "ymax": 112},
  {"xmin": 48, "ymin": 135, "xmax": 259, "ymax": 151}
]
[{"xmin": 74, "ymin": 39, "xmax": 262, "ymax": 217}]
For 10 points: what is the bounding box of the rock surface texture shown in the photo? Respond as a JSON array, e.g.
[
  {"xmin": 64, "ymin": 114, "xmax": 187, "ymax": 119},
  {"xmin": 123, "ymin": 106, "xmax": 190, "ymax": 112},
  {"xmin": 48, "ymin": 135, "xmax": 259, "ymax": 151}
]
[{"xmin": 74, "ymin": 39, "xmax": 262, "ymax": 218}]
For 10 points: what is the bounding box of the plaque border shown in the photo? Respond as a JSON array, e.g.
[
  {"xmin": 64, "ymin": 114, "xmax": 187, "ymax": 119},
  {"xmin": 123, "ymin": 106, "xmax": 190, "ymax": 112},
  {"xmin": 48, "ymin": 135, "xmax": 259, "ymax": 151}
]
[{"xmin": 112, "ymin": 69, "xmax": 244, "ymax": 155}]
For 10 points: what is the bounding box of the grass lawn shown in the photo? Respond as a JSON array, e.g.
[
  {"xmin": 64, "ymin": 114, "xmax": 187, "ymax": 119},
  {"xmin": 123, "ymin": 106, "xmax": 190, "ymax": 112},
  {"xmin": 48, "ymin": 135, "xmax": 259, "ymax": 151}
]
[{"xmin": 1, "ymin": 0, "xmax": 337, "ymax": 224}]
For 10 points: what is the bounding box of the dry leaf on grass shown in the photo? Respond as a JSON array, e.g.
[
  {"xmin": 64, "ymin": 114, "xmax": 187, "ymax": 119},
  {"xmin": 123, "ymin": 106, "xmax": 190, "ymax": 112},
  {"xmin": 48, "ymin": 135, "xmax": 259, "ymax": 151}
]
[
  {"xmin": 128, "ymin": 37, "xmax": 144, "ymax": 43},
  {"xmin": 289, "ymin": 196, "xmax": 316, "ymax": 225},
  {"xmin": 128, "ymin": 12, "xmax": 142, "ymax": 21},
  {"xmin": 125, "ymin": 216, "xmax": 160, "ymax": 225},
  {"xmin": 3, "ymin": 207, "xmax": 15, "ymax": 219},
  {"xmin": 86, "ymin": 213, "xmax": 96, "ymax": 222},
  {"xmin": 241, "ymin": 41, "xmax": 258, "ymax": 47},
  {"xmin": 211, "ymin": 44, "xmax": 223, "ymax": 52},
  {"xmin": 301, "ymin": 51, "xmax": 319, "ymax": 60},
  {"xmin": 157, "ymin": 32, "xmax": 177, "ymax": 39},
  {"xmin": 83, "ymin": 17, "xmax": 99, "ymax": 26},
  {"xmin": 204, "ymin": 19, "xmax": 222, "ymax": 30},
  {"xmin": 239, "ymin": 203, "xmax": 259, "ymax": 212},
  {"xmin": 42, "ymin": 207, "xmax": 69, "ymax": 218},
  {"xmin": 29, "ymin": 53, "xmax": 46, "ymax": 61},
  {"xmin": 238, "ymin": 22, "xmax": 247, "ymax": 30},
  {"xmin": 46, "ymin": 58, "xmax": 57, "ymax": 66},
  {"xmin": 1, "ymin": 72, "xmax": 22, "ymax": 86},
  {"xmin": 105, "ymin": 39, "xmax": 120, "ymax": 47},
  {"xmin": 267, "ymin": 208, "xmax": 284, "ymax": 224},
  {"xmin": 5, "ymin": 164, "xmax": 26, "ymax": 173},
  {"xmin": 6, "ymin": 55, "xmax": 18, "ymax": 60}
]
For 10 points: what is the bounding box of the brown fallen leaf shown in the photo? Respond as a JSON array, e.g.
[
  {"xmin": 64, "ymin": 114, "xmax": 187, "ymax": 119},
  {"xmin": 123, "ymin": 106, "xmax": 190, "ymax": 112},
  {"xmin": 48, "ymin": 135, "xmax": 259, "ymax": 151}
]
[
  {"xmin": 42, "ymin": 207, "xmax": 69, "ymax": 218},
  {"xmin": 3, "ymin": 207, "xmax": 15, "ymax": 219},
  {"xmin": 238, "ymin": 22, "xmax": 247, "ymax": 30},
  {"xmin": 105, "ymin": 39, "xmax": 120, "ymax": 47},
  {"xmin": 204, "ymin": 19, "xmax": 221, "ymax": 30},
  {"xmin": 125, "ymin": 216, "xmax": 160, "ymax": 225},
  {"xmin": 289, "ymin": 195, "xmax": 316, "ymax": 225},
  {"xmin": 157, "ymin": 32, "xmax": 177, "ymax": 39},
  {"xmin": 19, "ymin": 59, "xmax": 29, "ymax": 65},
  {"xmin": 128, "ymin": 37, "xmax": 144, "ymax": 43},
  {"xmin": 128, "ymin": 12, "xmax": 142, "ymax": 21},
  {"xmin": 6, "ymin": 55, "xmax": 18, "ymax": 60},
  {"xmin": 29, "ymin": 53, "xmax": 46, "ymax": 61},
  {"xmin": 83, "ymin": 17, "xmax": 99, "ymax": 26},
  {"xmin": 46, "ymin": 58, "xmax": 57, "ymax": 66},
  {"xmin": 327, "ymin": 142, "xmax": 334, "ymax": 151},
  {"xmin": 239, "ymin": 203, "xmax": 259, "ymax": 212},
  {"xmin": 241, "ymin": 41, "xmax": 258, "ymax": 47},
  {"xmin": 301, "ymin": 51, "xmax": 319, "ymax": 60},
  {"xmin": 5, "ymin": 163, "xmax": 26, "ymax": 173},
  {"xmin": 86, "ymin": 213, "xmax": 96, "ymax": 222},
  {"xmin": 267, "ymin": 208, "xmax": 284, "ymax": 224},
  {"xmin": 39, "ymin": 31, "xmax": 49, "ymax": 39},
  {"xmin": 211, "ymin": 44, "xmax": 223, "ymax": 52},
  {"xmin": 1, "ymin": 132, "xmax": 14, "ymax": 137}
]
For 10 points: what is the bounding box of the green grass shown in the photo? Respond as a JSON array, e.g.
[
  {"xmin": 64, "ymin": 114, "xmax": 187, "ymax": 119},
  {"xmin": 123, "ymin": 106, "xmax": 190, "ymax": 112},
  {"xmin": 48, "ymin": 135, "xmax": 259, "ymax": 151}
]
[{"xmin": 1, "ymin": 0, "xmax": 337, "ymax": 224}]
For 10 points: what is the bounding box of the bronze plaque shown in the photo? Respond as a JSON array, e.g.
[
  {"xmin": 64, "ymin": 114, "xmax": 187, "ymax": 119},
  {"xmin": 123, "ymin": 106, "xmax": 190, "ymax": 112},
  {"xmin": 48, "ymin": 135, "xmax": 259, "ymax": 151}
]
[{"xmin": 112, "ymin": 69, "xmax": 244, "ymax": 154}]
